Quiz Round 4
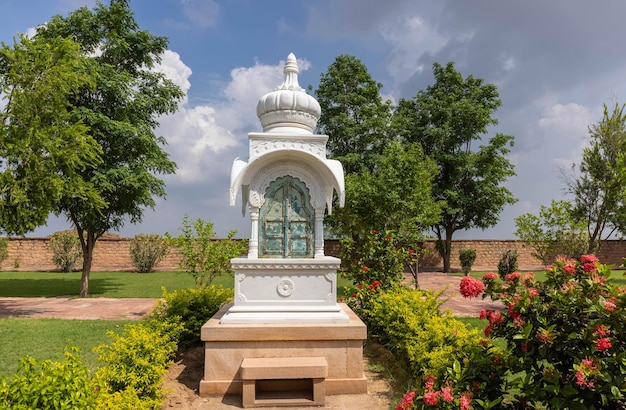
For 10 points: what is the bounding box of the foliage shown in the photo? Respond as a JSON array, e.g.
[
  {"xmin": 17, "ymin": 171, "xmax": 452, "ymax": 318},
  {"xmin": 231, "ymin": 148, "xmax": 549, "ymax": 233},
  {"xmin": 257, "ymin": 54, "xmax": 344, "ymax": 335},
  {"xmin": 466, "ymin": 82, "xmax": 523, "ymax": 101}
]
[
  {"xmin": 313, "ymin": 54, "xmax": 394, "ymax": 174},
  {"xmin": 395, "ymin": 61, "xmax": 516, "ymax": 273},
  {"xmin": 340, "ymin": 229, "xmax": 409, "ymax": 290},
  {"xmin": 50, "ymin": 231, "xmax": 83, "ymax": 272},
  {"xmin": 94, "ymin": 320, "xmax": 182, "ymax": 408},
  {"xmin": 0, "ymin": 238, "xmax": 7, "ymax": 270},
  {"xmin": 360, "ymin": 286, "xmax": 505, "ymax": 410},
  {"xmin": 34, "ymin": 1, "xmax": 183, "ymax": 297},
  {"xmin": 459, "ymin": 248, "xmax": 477, "ymax": 276},
  {"xmin": 467, "ymin": 255, "xmax": 626, "ymax": 408},
  {"xmin": 148, "ymin": 285, "xmax": 233, "ymax": 347},
  {"xmin": 167, "ymin": 215, "xmax": 246, "ymax": 287},
  {"xmin": 497, "ymin": 249, "xmax": 518, "ymax": 280},
  {"xmin": 0, "ymin": 33, "xmax": 103, "ymax": 235},
  {"xmin": 566, "ymin": 102, "xmax": 626, "ymax": 254},
  {"xmin": 129, "ymin": 234, "xmax": 169, "ymax": 273},
  {"xmin": 514, "ymin": 199, "xmax": 588, "ymax": 263},
  {"xmin": 0, "ymin": 346, "xmax": 97, "ymax": 409},
  {"xmin": 328, "ymin": 140, "xmax": 441, "ymax": 244}
]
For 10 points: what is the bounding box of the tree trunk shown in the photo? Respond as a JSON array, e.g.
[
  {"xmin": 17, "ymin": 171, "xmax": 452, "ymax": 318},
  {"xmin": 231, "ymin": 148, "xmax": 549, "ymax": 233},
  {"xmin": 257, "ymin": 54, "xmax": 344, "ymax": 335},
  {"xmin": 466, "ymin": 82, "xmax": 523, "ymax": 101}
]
[
  {"xmin": 441, "ymin": 228, "xmax": 454, "ymax": 273},
  {"xmin": 79, "ymin": 232, "xmax": 96, "ymax": 298}
]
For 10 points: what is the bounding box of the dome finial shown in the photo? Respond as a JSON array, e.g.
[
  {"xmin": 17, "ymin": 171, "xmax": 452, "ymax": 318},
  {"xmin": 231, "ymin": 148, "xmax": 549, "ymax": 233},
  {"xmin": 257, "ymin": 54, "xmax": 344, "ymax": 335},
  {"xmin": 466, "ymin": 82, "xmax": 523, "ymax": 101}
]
[
  {"xmin": 279, "ymin": 52, "xmax": 302, "ymax": 92},
  {"xmin": 256, "ymin": 53, "xmax": 321, "ymax": 134}
]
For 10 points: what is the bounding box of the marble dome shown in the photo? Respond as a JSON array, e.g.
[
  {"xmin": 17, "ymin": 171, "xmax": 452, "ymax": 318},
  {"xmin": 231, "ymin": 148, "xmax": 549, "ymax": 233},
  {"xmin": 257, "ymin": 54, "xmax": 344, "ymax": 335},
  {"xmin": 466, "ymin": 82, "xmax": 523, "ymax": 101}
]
[{"xmin": 256, "ymin": 53, "xmax": 321, "ymax": 134}]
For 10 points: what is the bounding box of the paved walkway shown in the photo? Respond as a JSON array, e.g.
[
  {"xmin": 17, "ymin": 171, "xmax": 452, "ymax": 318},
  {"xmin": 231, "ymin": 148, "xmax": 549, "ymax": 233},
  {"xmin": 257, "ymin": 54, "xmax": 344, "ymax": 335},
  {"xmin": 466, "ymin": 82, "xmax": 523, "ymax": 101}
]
[{"xmin": 0, "ymin": 272, "xmax": 501, "ymax": 320}]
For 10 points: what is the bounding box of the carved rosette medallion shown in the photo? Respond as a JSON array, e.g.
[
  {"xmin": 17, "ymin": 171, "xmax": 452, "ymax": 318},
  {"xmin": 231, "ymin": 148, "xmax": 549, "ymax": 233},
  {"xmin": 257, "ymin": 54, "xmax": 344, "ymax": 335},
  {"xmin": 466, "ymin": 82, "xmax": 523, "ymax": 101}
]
[{"xmin": 277, "ymin": 279, "xmax": 295, "ymax": 297}]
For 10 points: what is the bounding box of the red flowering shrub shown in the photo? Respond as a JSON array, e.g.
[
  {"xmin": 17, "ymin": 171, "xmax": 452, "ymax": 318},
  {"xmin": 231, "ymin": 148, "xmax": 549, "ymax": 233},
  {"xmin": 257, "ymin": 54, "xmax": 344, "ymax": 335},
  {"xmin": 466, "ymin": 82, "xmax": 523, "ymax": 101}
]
[
  {"xmin": 340, "ymin": 229, "xmax": 407, "ymax": 289},
  {"xmin": 468, "ymin": 254, "xmax": 626, "ymax": 408}
]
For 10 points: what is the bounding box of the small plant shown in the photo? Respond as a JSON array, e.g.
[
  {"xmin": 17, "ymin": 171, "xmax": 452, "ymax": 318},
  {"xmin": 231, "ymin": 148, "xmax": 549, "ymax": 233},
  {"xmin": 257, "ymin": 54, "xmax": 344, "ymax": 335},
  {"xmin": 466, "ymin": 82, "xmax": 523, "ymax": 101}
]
[
  {"xmin": 147, "ymin": 285, "xmax": 233, "ymax": 347},
  {"xmin": 0, "ymin": 346, "xmax": 97, "ymax": 409},
  {"xmin": 129, "ymin": 234, "xmax": 169, "ymax": 273},
  {"xmin": 50, "ymin": 231, "xmax": 82, "ymax": 272},
  {"xmin": 458, "ymin": 248, "xmax": 476, "ymax": 276},
  {"xmin": 497, "ymin": 248, "xmax": 518, "ymax": 279},
  {"xmin": 94, "ymin": 320, "xmax": 182, "ymax": 406},
  {"xmin": 0, "ymin": 237, "xmax": 8, "ymax": 270},
  {"xmin": 166, "ymin": 215, "xmax": 247, "ymax": 287},
  {"xmin": 13, "ymin": 258, "xmax": 19, "ymax": 269}
]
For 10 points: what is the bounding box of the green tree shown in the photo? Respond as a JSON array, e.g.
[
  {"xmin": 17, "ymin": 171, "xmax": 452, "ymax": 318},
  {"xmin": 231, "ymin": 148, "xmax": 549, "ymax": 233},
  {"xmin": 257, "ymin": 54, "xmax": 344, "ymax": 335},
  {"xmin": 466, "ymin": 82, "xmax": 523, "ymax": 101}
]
[
  {"xmin": 313, "ymin": 54, "xmax": 394, "ymax": 174},
  {"xmin": 329, "ymin": 140, "xmax": 441, "ymax": 242},
  {"xmin": 167, "ymin": 216, "xmax": 247, "ymax": 287},
  {"xmin": 566, "ymin": 102, "xmax": 626, "ymax": 254},
  {"xmin": 514, "ymin": 199, "xmax": 588, "ymax": 263},
  {"xmin": 0, "ymin": 33, "xmax": 103, "ymax": 235},
  {"xmin": 395, "ymin": 62, "xmax": 516, "ymax": 272},
  {"xmin": 36, "ymin": 1, "xmax": 183, "ymax": 297}
]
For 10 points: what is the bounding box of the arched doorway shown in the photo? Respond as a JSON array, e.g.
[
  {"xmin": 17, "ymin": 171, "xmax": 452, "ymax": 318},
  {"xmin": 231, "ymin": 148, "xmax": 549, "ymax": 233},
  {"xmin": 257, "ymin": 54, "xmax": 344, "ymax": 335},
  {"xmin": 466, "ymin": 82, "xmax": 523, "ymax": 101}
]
[{"xmin": 259, "ymin": 176, "xmax": 314, "ymax": 258}]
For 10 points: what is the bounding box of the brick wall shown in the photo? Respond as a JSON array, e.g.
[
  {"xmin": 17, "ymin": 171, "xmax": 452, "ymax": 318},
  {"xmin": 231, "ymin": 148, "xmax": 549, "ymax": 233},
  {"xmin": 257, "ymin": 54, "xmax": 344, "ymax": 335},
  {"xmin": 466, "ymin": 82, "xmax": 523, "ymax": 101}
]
[{"xmin": 3, "ymin": 237, "xmax": 625, "ymax": 272}]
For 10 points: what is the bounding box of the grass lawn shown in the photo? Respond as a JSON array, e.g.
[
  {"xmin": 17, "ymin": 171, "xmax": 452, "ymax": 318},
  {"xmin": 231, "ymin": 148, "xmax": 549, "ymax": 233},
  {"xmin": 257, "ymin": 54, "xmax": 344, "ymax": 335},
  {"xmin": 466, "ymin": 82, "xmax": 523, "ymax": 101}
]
[
  {"xmin": 0, "ymin": 271, "xmax": 225, "ymax": 298},
  {"xmin": 0, "ymin": 318, "xmax": 130, "ymax": 377}
]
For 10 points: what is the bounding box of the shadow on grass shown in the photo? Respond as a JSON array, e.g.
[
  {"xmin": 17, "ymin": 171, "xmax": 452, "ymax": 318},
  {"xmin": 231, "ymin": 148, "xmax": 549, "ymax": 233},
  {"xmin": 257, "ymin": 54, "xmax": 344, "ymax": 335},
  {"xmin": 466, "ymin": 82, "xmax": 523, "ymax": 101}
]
[{"xmin": 0, "ymin": 276, "xmax": 121, "ymax": 297}]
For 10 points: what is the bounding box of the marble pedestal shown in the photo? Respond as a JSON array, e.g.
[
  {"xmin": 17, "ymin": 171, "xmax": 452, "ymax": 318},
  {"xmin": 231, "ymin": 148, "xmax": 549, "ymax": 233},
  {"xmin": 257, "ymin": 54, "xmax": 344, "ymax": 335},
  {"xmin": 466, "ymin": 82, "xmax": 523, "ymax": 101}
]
[
  {"xmin": 198, "ymin": 303, "xmax": 367, "ymax": 397},
  {"xmin": 220, "ymin": 257, "xmax": 349, "ymax": 324}
]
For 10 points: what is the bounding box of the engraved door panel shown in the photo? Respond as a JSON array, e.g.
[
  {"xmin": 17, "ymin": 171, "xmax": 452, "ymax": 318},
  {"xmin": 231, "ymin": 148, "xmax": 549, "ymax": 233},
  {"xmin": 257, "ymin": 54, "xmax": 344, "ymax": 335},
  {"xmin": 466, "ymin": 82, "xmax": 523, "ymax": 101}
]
[
  {"xmin": 261, "ymin": 184, "xmax": 286, "ymax": 257},
  {"xmin": 286, "ymin": 188, "xmax": 311, "ymax": 257},
  {"xmin": 259, "ymin": 176, "xmax": 314, "ymax": 258}
]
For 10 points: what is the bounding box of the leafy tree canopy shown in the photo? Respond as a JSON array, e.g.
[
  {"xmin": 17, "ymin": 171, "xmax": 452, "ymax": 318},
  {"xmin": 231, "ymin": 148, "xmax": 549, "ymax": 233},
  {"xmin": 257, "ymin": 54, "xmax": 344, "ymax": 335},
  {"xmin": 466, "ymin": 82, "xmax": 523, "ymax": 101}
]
[
  {"xmin": 313, "ymin": 54, "xmax": 394, "ymax": 174},
  {"xmin": 394, "ymin": 62, "xmax": 516, "ymax": 272},
  {"xmin": 35, "ymin": 0, "xmax": 184, "ymax": 296},
  {"xmin": 566, "ymin": 102, "xmax": 626, "ymax": 253},
  {"xmin": 0, "ymin": 33, "xmax": 103, "ymax": 235}
]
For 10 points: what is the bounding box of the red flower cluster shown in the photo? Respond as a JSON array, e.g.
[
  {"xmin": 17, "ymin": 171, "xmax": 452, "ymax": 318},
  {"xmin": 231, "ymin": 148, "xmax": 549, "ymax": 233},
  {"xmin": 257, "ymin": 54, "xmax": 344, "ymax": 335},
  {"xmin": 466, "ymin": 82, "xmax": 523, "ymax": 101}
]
[
  {"xmin": 504, "ymin": 271, "xmax": 521, "ymax": 283},
  {"xmin": 594, "ymin": 337, "xmax": 612, "ymax": 352},
  {"xmin": 459, "ymin": 276, "xmax": 485, "ymax": 298},
  {"xmin": 482, "ymin": 272, "xmax": 498, "ymax": 281},
  {"xmin": 395, "ymin": 391, "xmax": 415, "ymax": 410},
  {"xmin": 581, "ymin": 254, "xmax": 599, "ymax": 273}
]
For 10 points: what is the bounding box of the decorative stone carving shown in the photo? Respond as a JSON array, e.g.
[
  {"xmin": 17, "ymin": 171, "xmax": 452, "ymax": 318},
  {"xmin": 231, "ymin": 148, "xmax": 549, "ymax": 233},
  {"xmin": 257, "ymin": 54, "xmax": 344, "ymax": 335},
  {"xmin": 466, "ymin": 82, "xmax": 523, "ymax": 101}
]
[{"xmin": 277, "ymin": 279, "xmax": 295, "ymax": 297}]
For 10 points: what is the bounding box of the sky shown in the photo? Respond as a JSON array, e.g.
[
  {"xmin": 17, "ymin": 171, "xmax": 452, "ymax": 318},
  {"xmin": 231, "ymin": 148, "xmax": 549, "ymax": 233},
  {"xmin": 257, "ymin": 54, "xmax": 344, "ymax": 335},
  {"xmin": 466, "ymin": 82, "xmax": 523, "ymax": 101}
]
[{"xmin": 1, "ymin": 0, "xmax": 626, "ymax": 240}]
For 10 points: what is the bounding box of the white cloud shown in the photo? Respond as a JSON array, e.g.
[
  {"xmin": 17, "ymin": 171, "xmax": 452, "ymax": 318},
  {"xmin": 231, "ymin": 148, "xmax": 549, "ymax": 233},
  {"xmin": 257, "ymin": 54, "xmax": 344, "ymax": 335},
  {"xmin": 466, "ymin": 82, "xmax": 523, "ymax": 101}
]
[{"xmin": 154, "ymin": 52, "xmax": 308, "ymax": 184}]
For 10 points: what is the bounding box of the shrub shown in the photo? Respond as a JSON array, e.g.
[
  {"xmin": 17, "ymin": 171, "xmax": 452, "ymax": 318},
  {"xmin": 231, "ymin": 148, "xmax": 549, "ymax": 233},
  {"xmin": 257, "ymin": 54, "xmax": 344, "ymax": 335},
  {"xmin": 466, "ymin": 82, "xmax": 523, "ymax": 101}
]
[
  {"xmin": 0, "ymin": 346, "xmax": 97, "ymax": 409},
  {"xmin": 129, "ymin": 234, "xmax": 169, "ymax": 273},
  {"xmin": 497, "ymin": 248, "xmax": 518, "ymax": 279},
  {"xmin": 367, "ymin": 287, "xmax": 493, "ymax": 383},
  {"xmin": 0, "ymin": 237, "xmax": 8, "ymax": 270},
  {"xmin": 148, "ymin": 285, "xmax": 233, "ymax": 347},
  {"xmin": 458, "ymin": 248, "xmax": 476, "ymax": 276},
  {"xmin": 94, "ymin": 320, "xmax": 182, "ymax": 407},
  {"xmin": 467, "ymin": 255, "xmax": 626, "ymax": 408},
  {"xmin": 340, "ymin": 229, "xmax": 407, "ymax": 289},
  {"xmin": 167, "ymin": 215, "xmax": 247, "ymax": 286},
  {"xmin": 50, "ymin": 231, "xmax": 82, "ymax": 272}
]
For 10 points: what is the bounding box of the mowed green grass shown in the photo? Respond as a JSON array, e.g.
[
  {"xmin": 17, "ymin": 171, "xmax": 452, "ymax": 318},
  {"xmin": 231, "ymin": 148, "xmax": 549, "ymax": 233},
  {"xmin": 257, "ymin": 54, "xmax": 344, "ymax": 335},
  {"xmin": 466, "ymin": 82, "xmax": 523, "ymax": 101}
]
[
  {"xmin": 0, "ymin": 318, "xmax": 130, "ymax": 377},
  {"xmin": 0, "ymin": 271, "xmax": 224, "ymax": 298}
]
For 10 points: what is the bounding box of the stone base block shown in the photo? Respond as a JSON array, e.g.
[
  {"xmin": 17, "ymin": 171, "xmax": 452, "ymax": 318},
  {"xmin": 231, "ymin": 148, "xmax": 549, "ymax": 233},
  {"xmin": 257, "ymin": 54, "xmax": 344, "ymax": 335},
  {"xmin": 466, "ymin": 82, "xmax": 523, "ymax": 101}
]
[{"xmin": 199, "ymin": 303, "xmax": 367, "ymax": 399}]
